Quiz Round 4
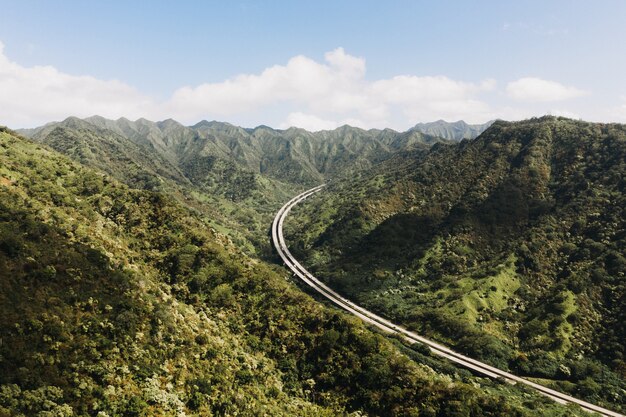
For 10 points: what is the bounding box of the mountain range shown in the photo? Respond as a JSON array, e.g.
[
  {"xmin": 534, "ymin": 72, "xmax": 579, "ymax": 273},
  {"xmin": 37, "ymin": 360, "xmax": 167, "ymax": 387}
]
[
  {"xmin": 20, "ymin": 116, "xmax": 452, "ymax": 189},
  {"xmin": 17, "ymin": 116, "xmax": 452, "ymax": 255},
  {"xmin": 0, "ymin": 123, "xmax": 585, "ymax": 416},
  {"xmin": 1, "ymin": 115, "xmax": 623, "ymax": 415}
]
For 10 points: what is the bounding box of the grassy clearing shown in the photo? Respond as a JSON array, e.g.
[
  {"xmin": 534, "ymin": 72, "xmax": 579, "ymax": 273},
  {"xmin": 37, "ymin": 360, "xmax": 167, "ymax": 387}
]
[{"xmin": 448, "ymin": 254, "xmax": 520, "ymax": 326}]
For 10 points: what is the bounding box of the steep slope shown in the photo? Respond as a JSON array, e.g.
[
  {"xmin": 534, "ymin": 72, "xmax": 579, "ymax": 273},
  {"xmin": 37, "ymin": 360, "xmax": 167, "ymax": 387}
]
[
  {"xmin": 287, "ymin": 117, "xmax": 626, "ymax": 412},
  {"xmin": 411, "ymin": 120, "xmax": 494, "ymax": 141},
  {"xmin": 35, "ymin": 117, "xmax": 190, "ymax": 191},
  {"xmin": 23, "ymin": 116, "xmax": 440, "ymax": 188},
  {"xmin": 21, "ymin": 116, "xmax": 443, "ymax": 258},
  {"xmin": 22, "ymin": 117, "xmax": 299, "ymax": 257},
  {"xmin": 28, "ymin": 117, "xmax": 276, "ymax": 201}
]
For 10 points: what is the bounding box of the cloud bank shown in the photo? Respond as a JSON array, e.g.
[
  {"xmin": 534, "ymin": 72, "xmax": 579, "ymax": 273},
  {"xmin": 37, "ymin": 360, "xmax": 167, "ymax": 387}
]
[
  {"xmin": 0, "ymin": 41, "xmax": 157, "ymax": 127},
  {"xmin": 0, "ymin": 41, "xmax": 599, "ymax": 130},
  {"xmin": 166, "ymin": 48, "xmax": 498, "ymax": 129},
  {"xmin": 506, "ymin": 77, "xmax": 587, "ymax": 102}
]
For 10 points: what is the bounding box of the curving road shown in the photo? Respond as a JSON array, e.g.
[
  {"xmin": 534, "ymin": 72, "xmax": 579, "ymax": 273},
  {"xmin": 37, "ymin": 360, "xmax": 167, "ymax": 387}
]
[{"xmin": 272, "ymin": 185, "xmax": 624, "ymax": 417}]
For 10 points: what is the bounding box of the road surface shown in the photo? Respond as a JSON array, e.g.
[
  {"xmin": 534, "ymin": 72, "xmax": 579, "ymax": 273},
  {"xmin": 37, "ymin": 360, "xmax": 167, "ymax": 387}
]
[{"xmin": 271, "ymin": 184, "xmax": 624, "ymax": 417}]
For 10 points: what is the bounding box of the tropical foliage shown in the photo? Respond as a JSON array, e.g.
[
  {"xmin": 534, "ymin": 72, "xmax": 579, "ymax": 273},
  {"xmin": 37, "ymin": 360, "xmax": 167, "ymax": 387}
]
[
  {"xmin": 0, "ymin": 126, "xmax": 587, "ymax": 416},
  {"xmin": 287, "ymin": 117, "xmax": 626, "ymax": 412}
]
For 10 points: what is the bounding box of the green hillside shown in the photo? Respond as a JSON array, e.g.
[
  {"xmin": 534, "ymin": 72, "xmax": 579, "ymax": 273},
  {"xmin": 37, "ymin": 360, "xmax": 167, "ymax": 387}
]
[
  {"xmin": 286, "ymin": 117, "xmax": 626, "ymax": 412},
  {"xmin": 20, "ymin": 116, "xmax": 443, "ymax": 259},
  {"xmin": 0, "ymin": 126, "xmax": 590, "ymax": 416},
  {"xmin": 22, "ymin": 117, "xmax": 299, "ymax": 257},
  {"xmin": 23, "ymin": 116, "xmax": 440, "ymax": 189}
]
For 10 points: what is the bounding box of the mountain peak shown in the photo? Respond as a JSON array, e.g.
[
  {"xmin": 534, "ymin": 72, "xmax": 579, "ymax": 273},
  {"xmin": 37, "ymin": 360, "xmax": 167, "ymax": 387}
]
[
  {"xmin": 84, "ymin": 115, "xmax": 109, "ymax": 124},
  {"xmin": 157, "ymin": 118, "xmax": 183, "ymax": 130},
  {"xmin": 192, "ymin": 120, "xmax": 236, "ymax": 130},
  {"xmin": 60, "ymin": 116, "xmax": 94, "ymax": 129},
  {"xmin": 411, "ymin": 119, "xmax": 494, "ymax": 141}
]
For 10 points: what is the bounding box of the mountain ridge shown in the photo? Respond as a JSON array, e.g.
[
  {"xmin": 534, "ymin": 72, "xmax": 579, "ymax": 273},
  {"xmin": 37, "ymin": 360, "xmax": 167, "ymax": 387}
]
[
  {"xmin": 286, "ymin": 116, "xmax": 626, "ymax": 412},
  {"xmin": 411, "ymin": 119, "xmax": 495, "ymax": 141},
  {"xmin": 20, "ymin": 115, "xmax": 447, "ymax": 188},
  {"xmin": 15, "ymin": 116, "xmax": 446, "ymax": 258}
]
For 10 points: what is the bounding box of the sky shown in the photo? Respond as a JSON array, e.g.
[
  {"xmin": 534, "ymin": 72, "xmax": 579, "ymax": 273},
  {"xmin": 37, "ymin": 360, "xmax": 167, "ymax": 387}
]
[{"xmin": 1, "ymin": 0, "xmax": 625, "ymax": 130}]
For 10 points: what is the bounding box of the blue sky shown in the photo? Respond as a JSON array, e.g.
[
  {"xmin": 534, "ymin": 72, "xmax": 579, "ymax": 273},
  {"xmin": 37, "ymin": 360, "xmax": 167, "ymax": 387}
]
[{"xmin": 1, "ymin": 0, "xmax": 625, "ymax": 130}]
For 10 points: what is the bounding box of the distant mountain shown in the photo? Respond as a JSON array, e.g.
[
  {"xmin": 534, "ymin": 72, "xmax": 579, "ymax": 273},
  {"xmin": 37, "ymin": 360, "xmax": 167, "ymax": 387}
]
[
  {"xmin": 411, "ymin": 119, "xmax": 494, "ymax": 141},
  {"xmin": 30, "ymin": 116, "xmax": 190, "ymax": 191},
  {"xmin": 17, "ymin": 116, "xmax": 445, "ymax": 257},
  {"xmin": 21, "ymin": 116, "xmax": 443, "ymax": 188}
]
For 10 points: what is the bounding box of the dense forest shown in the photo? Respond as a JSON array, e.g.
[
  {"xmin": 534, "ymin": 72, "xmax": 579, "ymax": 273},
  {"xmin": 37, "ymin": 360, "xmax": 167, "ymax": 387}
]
[
  {"xmin": 0, "ymin": 126, "xmax": 592, "ymax": 416},
  {"xmin": 287, "ymin": 117, "xmax": 626, "ymax": 413}
]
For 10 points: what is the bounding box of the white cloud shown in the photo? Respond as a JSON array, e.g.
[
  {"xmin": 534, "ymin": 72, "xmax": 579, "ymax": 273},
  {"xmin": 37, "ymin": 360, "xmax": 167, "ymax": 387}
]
[
  {"xmin": 1, "ymin": 41, "xmax": 500, "ymax": 129},
  {"xmin": 369, "ymin": 76, "xmax": 496, "ymax": 124},
  {"xmin": 506, "ymin": 77, "xmax": 587, "ymax": 102},
  {"xmin": 324, "ymin": 47, "xmax": 366, "ymax": 80},
  {"xmin": 0, "ymin": 40, "xmax": 606, "ymax": 130},
  {"xmin": 607, "ymin": 96, "xmax": 626, "ymax": 123},
  {"xmin": 371, "ymin": 75, "xmax": 494, "ymax": 103},
  {"xmin": 548, "ymin": 109, "xmax": 581, "ymax": 119},
  {"xmin": 167, "ymin": 47, "xmax": 374, "ymax": 123},
  {"xmin": 0, "ymin": 41, "xmax": 157, "ymax": 127},
  {"xmin": 403, "ymin": 98, "xmax": 495, "ymax": 125},
  {"xmin": 169, "ymin": 55, "xmax": 333, "ymax": 117},
  {"xmin": 280, "ymin": 113, "xmax": 338, "ymax": 131},
  {"xmin": 169, "ymin": 56, "xmax": 499, "ymax": 128},
  {"xmin": 279, "ymin": 112, "xmax": 371, "ymax": 131}
]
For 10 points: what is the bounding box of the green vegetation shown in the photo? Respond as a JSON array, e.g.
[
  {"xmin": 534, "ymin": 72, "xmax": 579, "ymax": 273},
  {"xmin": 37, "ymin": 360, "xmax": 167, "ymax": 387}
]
[
  {"xmin": 0, "ymin": 126, "xmax": 589, "ymax": 416},
  {"xmin": 20, "ymin": 117, "xmax": 299, "ymax": 258},
  {"xmin": 288, "ymin": 117, "xmax": 626, "ymax": 412},
  {"xmin": 20, "ymin": 116, "xmax": 443, "ymax": 259}
]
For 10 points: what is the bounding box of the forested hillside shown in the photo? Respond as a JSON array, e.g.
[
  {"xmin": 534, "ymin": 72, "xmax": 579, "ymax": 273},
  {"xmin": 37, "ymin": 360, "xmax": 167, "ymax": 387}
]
[
  {"xmin": 20, "ymin": 116, "xmax": 442, "ymax": 257},
  {"xmin": 0, "ymin": 127, "xmax": 588, "ymax": 416},
  {"xmin": 287, "ymin": 117, "xmax": 626, "ymax": 413},
  {"xmin": 22, "ymin": 116, "xmax": 440, "ymax": 189}
]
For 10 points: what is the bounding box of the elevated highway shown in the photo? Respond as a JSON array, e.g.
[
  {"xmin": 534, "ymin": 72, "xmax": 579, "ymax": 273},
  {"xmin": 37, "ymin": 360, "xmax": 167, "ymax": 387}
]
[{"xmin": 272, "ymin": 185, "xmax": 624, "ymax": 417}]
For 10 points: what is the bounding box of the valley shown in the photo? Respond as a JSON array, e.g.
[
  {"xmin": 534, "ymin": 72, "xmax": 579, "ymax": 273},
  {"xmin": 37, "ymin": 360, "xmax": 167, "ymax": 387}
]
[
  {"xmin": 18, "ymin": 116, "xmax": 448, "ymax": 257},
  {"xmin": 1, "ymin": 116, "xmax": 623, "ymax": 416},
  {"xmin": 2, "ymin": 3, "xmax": 624, "ymax": 416}
]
